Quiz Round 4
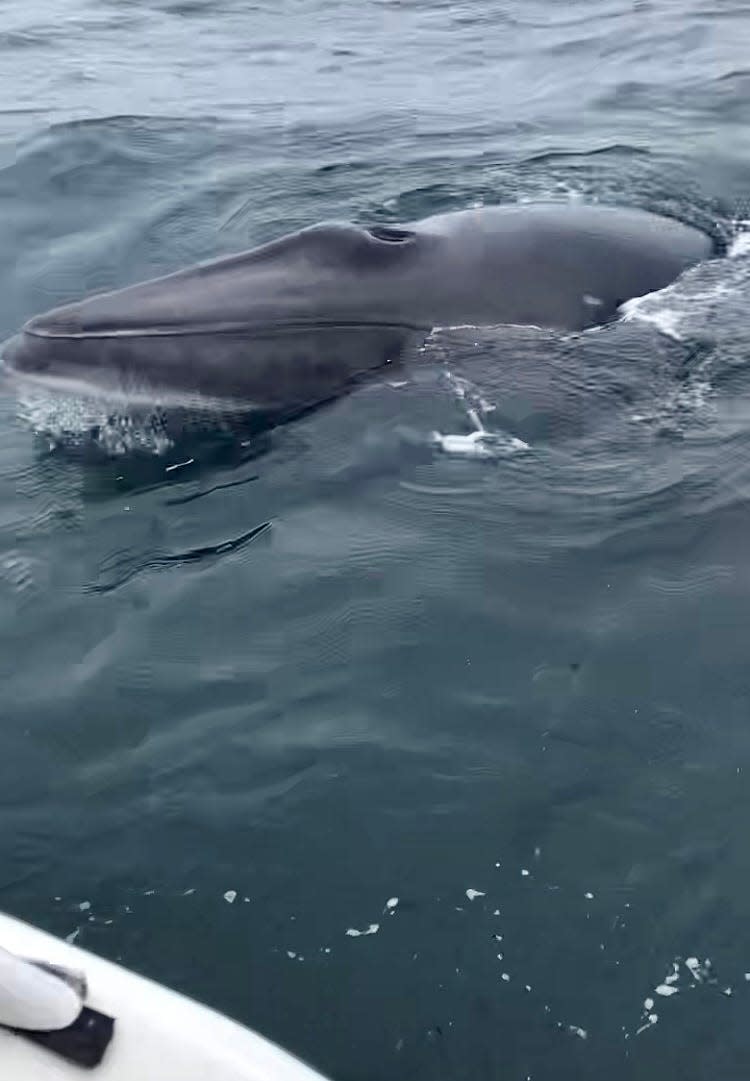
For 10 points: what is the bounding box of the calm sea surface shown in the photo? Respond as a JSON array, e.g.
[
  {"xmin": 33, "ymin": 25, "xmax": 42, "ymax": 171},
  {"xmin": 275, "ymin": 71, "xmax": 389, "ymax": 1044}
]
[{"xmin": 2, "ymin": 2, "xmax": 750, "ymax": 1078}]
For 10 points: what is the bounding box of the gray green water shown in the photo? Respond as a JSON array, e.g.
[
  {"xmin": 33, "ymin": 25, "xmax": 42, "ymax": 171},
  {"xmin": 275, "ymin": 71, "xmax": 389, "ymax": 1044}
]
[{"xmin": 2, "ymin": 2, "xmax": 750, "ymax": 1078}]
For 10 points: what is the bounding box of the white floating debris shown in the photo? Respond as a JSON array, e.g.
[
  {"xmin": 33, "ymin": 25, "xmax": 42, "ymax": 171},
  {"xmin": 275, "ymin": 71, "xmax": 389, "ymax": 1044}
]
[
  {"xmin": 432, "ymin": 430, "xmax": 528, "ymax": 458},
  {"xmin": 497, "ymin": 954, "xmax": 504, "ymax": 961},
  {"xmin": 685, "ymin": 957, "xmax": 707, "ymax": 982},
  {"xmin": 223, "ymin": 890, "xmax": 237, "ymax": 904},
  {"xmin": 501, "ymin": 973, "xmax": 510, "ymax": 982},
  {"xmin": 495, "ymin": 862, "xmax": 501, "ymax": 868},
  {"xmin": 644, "ymin": 998, "xmax": 654, "ymax": 1011},
  {"xmin": 385, "ymin": 897, "xmax": 399, "ymax": 913},
  {"xmin": 521, "ymin": 869, "xmax": 530, "ymax": 877},
  {"xmin": 287, "ymin": 951, "xmax": 297, "ymax": 960},
  {"xmin": 65, "ymin": 929, "xmax": 80, "ymax": 945},
  {"xmin": 346, "ymin": 924, "xmax": 380, "ymax": 937},
  {"xmin": 584, "ymin": 892, "xmax": 594, "ymax": 900},
  {"xmin": 722, "ymin": 986, "xmax": 732, "ymax": 997},
  {"xmin": 493, "ymin": 909, "xmax": 500, "ymax": 916},
  {"xmin": 745, "ymin": 973, "xmax": 750, "ymax": 982},
  {"xmin": 143, "ymin": 889, "xmax": 155, "ymax": 896},
  {"xmin": 465, "ymin": 889, "xmax": 485, "ymax": 900},
  {"xmin": 655, "ymin": 984, "xmax": 678, "ymax": 997},
  {"xmin": 525, "ymin": 985, "xmax": 532, "ymax": 993},
  {"xmin": 78, "ymin": 902, "xmax": 91, "ymax": 912},
  {"xmin": 568, "ymin": 1026, "xmax": 587, "ymax": 1040},
  {"xmin": 182, "ymin": 888, "xmax": 196, "ymax": 896},
  {"xmin": 432, "ymin": 431, "xmax": 488, "ymax": 457},
  {"xmin": 165, "ymin": 458, "xmax": 194, "ymax": 472},
  {"xmin": 636, "ymin": 1014, "xmax": 658, "ymax": 1035}
]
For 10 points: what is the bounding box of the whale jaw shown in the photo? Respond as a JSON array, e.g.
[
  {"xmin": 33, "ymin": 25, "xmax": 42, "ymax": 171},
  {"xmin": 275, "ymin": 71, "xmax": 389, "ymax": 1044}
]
[{"xmin": 2, "ymin": 317, "xmax": 425, "ymax": 413}]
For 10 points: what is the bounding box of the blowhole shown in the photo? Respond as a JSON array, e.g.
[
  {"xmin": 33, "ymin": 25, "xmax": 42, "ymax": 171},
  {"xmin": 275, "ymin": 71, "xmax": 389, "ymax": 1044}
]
[{"xmin": 367, "ymin": 225, "xmax": 415, "ymax": 244}]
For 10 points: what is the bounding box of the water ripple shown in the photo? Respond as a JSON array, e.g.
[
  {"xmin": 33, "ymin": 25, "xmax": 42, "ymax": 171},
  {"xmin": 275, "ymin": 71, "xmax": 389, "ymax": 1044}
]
[{"xmin": 89, "ymin": 521, "xmax": 271, "ymax": 594}]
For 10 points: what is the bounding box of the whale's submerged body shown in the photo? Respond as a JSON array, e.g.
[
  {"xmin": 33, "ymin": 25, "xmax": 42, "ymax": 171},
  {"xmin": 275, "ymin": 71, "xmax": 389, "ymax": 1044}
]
[{"xmin": 3, "ymin": 203, "xmax": 713, "ymax": 414}]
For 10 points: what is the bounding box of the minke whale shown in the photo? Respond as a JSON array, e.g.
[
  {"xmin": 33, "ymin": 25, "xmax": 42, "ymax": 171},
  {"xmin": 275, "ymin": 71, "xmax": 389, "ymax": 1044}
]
[{"xmin": 3, "ymin": 203, "xmax": 713, "ymax": 415}]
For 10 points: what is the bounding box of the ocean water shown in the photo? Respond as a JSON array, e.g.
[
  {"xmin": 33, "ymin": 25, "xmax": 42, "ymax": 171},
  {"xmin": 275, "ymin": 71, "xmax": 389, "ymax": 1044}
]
[{"xmin": 2, "ymin": 1, "xmax": 750, "ymax": 1078}]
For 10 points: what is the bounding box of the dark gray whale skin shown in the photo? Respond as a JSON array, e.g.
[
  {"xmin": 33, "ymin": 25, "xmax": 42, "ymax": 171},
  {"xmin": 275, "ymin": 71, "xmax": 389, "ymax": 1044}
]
[{"xmin": 3, "ymin": 203, "xmax": 713, "ymax": 413}]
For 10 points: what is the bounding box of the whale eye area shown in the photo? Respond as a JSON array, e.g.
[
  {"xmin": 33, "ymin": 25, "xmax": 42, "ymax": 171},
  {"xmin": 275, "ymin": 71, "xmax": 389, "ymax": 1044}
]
[{"xmin": 366, "ymin": 225, "xmax": 415, "ymax": 244}]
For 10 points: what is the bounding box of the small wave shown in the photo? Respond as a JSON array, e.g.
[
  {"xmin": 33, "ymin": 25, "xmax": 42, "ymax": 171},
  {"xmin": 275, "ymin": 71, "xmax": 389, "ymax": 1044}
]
[
  {"xmin": 0, "ymin": 29, "xmax": 57, "ymax": 50},
  {"xmin": 628, "ymin": 375, "xmax": 714, "ymax": 435},
  {"xmin": 620, "ymin": 237, "xmax": 750, "ymax": 345},
  {"xmin": 0, "ymin": 551, "xmax": 38, "ymax": 595},
  {"xmin": 164, "ymin": 473, "xmax": 258, "ymax": 506},
  {"xmin": 644, "ymin": 563, "xmax": 736, "ymax": 598},
  {"xmin": 620, "ymin": 298, "xmax": 687, "ymax": 342},
  {"xmin": 89, "ymin": 521, "xmax": 271, "ymax": 594}
]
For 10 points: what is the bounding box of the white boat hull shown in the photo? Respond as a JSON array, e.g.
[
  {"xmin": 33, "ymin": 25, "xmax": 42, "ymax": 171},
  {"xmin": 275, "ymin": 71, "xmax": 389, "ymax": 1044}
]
[{"xmin": 0, "ymin": 911, "xmax": 330, "ymax": 1080}]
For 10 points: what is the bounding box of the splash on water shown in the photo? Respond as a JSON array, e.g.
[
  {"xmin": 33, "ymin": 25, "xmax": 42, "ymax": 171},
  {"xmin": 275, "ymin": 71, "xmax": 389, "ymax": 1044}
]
[
  {"xmin": 432, "ymin": 370, "xmax": 529, "ymax": 459},
  {"xmin": 16, "ymin": 387, "xmax": 174, "ymax": 456}
]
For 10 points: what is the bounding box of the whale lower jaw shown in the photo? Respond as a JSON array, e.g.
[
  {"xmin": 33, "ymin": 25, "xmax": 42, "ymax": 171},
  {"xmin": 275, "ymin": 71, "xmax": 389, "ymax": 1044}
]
[{"xmin": 2, "ymin": 321, "xmax": 425, "ymax": 413}]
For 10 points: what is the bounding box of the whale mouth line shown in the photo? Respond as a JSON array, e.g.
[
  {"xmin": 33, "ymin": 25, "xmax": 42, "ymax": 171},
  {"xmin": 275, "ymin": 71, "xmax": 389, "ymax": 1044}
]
[{"xmin": 22, "ymin": 318, "xmax": 429, "ymax": 341}]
